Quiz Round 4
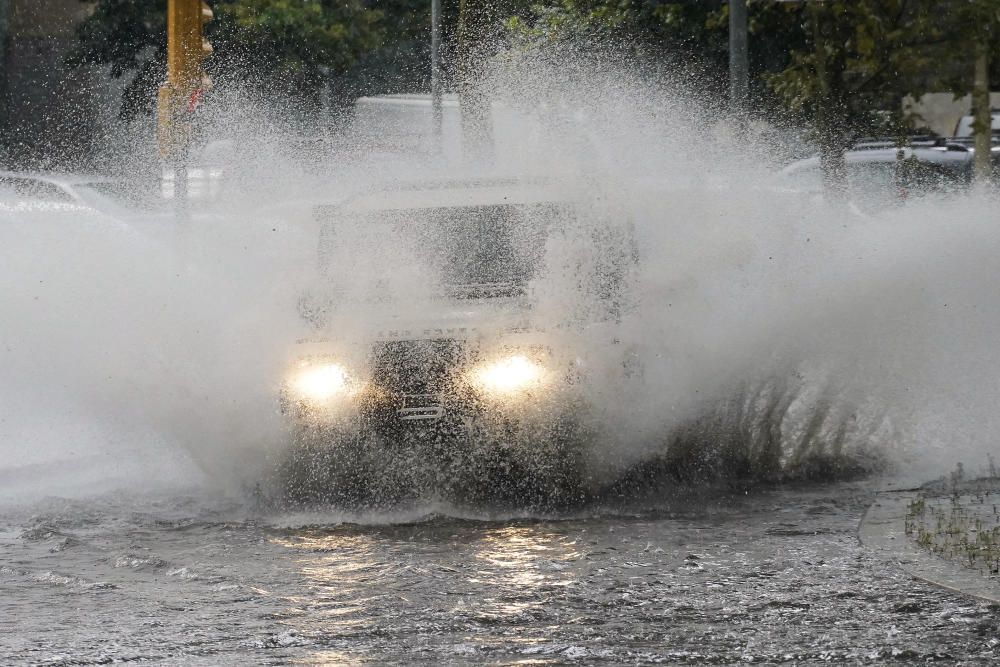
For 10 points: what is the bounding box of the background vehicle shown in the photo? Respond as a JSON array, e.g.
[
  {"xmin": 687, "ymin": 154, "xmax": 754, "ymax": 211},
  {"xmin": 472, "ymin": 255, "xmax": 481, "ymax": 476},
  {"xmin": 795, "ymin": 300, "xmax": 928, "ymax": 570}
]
[
  {"xmin": 350, "ymin": 94, "xmax": 546, "ymax": 173},
  {"xmin": 0, "ymin": 170, "xmax": 169, "ymax": 210},
  {"xmin": 0, "ymin": 171, "xmax": 167, "ymax": 225},
  {"xmin": 273, "ymin": 178, "xmax": 638, "ymax": 507},
  {"xmin": 776, "ymin": 143, "xmax": 973, "ymax": 211},
  {"xmin": 953, "ymin": 111, "xmax": 1000, "ymax": 138}
]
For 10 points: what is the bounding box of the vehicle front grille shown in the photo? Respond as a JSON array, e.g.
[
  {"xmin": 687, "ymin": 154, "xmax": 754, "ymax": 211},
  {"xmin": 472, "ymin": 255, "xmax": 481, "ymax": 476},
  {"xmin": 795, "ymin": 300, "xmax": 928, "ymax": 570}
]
[{"xmin": 369, "ymin": 338, "xmax": 467, "ymax": 395}]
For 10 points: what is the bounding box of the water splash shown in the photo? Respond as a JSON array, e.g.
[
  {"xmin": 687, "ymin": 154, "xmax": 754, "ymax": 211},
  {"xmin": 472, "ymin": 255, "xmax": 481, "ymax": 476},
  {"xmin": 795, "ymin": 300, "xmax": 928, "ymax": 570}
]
[{"xmin": 1, "ymin": 46, "xmax": 997, "ymax": 507}]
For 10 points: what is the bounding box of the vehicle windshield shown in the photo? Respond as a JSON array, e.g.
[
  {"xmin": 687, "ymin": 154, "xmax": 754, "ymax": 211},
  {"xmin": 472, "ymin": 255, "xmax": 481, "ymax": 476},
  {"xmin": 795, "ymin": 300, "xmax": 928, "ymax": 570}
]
[
  {"xmin": 319, "ymin": 203, "xmax": 561, "ymax": 299},
  {"xmin": 955, "ymin": 113, "xmax": 1000, "ymax": 137}
]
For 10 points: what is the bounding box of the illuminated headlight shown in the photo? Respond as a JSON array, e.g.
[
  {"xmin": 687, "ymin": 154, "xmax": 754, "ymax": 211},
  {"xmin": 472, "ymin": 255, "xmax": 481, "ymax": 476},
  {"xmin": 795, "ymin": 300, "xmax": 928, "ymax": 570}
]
[
  {"xmin": 471, "ymin": 355, "xmax": 548, "ymax": 395},
  {"xmin": 288, "ymin": 362, "xmax": 358, "ymax": 402}
]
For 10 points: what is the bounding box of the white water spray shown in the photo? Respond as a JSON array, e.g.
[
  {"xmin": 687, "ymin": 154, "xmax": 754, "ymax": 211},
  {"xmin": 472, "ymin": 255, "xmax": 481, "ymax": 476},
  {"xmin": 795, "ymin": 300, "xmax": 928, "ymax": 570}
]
[{"xmin": 1, "ymin": 50, "xmax": 998, "ymax": 504}]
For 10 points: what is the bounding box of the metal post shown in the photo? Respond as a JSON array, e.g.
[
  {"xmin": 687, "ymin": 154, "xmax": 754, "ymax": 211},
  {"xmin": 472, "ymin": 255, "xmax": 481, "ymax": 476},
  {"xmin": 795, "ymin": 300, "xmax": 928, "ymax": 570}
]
[
  {"xmin": 729, "ymin": 0, "xmax": 749, "ymax": 121},
  {"xmin": 160, "ymin": 1, "xmax": 212, "ymax": 223},
  {"xmin": 430, "ymin": 0, "xmax": 443, "ymax": 144},
  {"xmin": 0, "ymin": 0, "xmax": 8, "ymax": 134},
  {"xmin": 175, "ymin": 163, "xmax": 189, "ymax": 223},
  {"xmin": 972, "ymin": 41, "xmax": 992, "ymax": 187}
]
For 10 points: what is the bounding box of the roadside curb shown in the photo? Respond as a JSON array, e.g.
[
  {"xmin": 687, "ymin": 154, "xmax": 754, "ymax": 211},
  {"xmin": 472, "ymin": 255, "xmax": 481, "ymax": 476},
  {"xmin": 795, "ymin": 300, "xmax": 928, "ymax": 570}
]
[{"xmin": 859, "ymin": 489, "xmax": 1000, "ymax": 604}]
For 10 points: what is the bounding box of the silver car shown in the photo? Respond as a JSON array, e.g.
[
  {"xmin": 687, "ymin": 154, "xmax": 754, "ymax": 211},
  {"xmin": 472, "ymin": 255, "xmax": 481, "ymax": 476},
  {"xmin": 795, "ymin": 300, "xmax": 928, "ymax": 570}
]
[{"xmin": 777, "ymin": 144, "xmax": 973, "ymax": 211}]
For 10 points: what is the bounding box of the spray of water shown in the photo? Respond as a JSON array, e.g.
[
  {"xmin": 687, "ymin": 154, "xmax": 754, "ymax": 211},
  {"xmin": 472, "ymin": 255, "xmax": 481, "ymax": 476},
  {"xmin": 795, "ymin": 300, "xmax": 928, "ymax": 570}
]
[{"xmin": 1, "ymin": 45, "xmax": 997, "ymax": 507}]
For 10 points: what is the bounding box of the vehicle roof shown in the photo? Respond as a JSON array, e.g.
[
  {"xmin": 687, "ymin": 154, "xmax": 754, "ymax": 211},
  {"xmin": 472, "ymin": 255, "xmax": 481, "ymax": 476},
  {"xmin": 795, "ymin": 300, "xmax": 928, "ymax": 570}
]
[
  {"xmin": 780, "ymin": 147, "xmax": 969, "ymax": 174},
  {"xmin": 0, "ymin": 170, "xmax": 117, "ymax": 186},
  {"xmin": 338, "ymin": 179, "xmax": 562, "ymax": 213},
  {"xmin": 354, "ymin": 93, "xmax": 461, "ymax": 109}
]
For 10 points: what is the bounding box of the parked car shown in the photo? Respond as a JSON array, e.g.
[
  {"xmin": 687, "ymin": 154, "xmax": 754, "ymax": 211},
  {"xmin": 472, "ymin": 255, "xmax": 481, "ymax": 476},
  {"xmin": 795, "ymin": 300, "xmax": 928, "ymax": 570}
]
[
  {"xmin": 0, "ymin": 171, "xmax": 163, "ymax": 218},
  {"xmin": 776, "ymin": 144, "xmax": 973, "ymax": 211},
  {"xmin": 953, "ymin": 111, "xmax": 1000, "ymax": 138},
  {"xmin": 0, "ymin": 172, "xmax": 100, "ymax": 211},
  {"xmin": 271, "ymin": 178, "xmax": 639, "ymax": 507}
]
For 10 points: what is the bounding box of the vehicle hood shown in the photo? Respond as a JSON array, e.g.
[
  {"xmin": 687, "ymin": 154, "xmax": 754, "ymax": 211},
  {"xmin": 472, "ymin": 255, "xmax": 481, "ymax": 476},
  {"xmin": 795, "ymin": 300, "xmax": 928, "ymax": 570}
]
[{"xmin": 316, "ymin": 295, "xmax": 535, "ymax": 343}]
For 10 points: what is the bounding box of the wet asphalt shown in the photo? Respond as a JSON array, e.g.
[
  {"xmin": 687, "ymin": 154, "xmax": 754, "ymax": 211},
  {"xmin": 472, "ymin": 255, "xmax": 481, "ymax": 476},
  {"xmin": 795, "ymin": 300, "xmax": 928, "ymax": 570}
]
[{"xmin": 3, "ymin": 481, "xmax": 1000, "ymax": 665}]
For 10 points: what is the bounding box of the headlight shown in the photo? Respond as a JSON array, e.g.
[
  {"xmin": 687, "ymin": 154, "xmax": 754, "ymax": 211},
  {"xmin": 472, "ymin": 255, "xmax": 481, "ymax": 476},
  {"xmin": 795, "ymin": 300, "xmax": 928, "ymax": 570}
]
[
  {"xmin": 471, "ymin": 355, "xmax": 548, "ymax": 395},
  {"xmin": 288, "ymin": 362, "xmax": 357, "ymax": 402}
]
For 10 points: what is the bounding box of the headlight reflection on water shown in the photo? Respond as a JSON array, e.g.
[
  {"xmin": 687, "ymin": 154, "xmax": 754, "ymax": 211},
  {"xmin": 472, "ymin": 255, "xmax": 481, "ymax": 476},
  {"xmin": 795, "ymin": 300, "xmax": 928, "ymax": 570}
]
[
  {"xmin": 267, "ymin": 526, "xmax": 582, "ymax": 659},
  {"xmin": 472, "ymin": 527, "xmax": 580, "ymax": 621}
]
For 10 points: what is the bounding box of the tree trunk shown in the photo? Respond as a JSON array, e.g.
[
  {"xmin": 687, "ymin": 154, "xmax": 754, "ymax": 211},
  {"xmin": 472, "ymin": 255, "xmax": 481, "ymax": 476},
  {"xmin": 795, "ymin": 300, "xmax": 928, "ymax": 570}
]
[{"xmin": 972, "ymin": 39, "xmax": 992, "ymax": 187}]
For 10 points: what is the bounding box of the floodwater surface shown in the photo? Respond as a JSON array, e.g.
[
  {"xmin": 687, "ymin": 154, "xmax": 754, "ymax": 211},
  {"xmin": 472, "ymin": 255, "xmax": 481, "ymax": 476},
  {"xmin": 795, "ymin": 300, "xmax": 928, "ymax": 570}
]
[{"xmin": 3, "ymin": 482, "xmax": 999, "ymax": 665}]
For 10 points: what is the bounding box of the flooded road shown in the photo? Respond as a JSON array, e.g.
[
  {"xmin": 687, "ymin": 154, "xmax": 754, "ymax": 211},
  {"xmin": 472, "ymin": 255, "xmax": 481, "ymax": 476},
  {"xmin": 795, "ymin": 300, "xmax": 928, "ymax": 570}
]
[{"xmin": 3, "ymin": 481, "xmax": 999, "ymax": 665}]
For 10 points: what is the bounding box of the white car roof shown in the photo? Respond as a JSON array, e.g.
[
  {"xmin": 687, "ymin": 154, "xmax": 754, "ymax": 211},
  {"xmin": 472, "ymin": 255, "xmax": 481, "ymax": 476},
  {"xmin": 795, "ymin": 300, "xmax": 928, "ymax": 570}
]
[
  {"xmin": 778, "ymin": 147, "xmax": 964, "ymax": 175},
  {"xmin": 0, "ymin": 170, "xmax": 116, "ymax": 186},
  {"xmin": 354, "ymin": 93, "xmax": 461, "ymax": 109}
]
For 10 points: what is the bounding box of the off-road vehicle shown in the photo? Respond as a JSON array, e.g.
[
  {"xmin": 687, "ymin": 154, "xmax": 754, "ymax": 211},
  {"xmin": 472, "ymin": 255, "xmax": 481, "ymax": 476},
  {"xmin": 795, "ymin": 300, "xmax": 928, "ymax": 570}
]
[{"xmin": 275, "ymin": 178, "xmax": 637, "ymax": 507}]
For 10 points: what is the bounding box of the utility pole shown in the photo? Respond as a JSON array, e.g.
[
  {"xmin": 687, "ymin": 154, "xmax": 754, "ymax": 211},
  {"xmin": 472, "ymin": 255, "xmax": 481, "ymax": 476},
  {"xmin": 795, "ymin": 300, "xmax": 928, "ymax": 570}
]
[
  {"xmin": 158, "ymin": 0, "xmax": 213, "ymax": 221},
  {"xmin": 972, "ymin": 38, "xmax": 992, "ymax": 187},
  {"xmin": 430, "ymin": 0, "xmax": 443, "ymax": 145},
  {"xmin": 0, "ymin": 0, "xmax": 8, "ymax": 141},
  {"xmin": 729, "ymin": 0, "xmax": 749, "ymax": 126}
]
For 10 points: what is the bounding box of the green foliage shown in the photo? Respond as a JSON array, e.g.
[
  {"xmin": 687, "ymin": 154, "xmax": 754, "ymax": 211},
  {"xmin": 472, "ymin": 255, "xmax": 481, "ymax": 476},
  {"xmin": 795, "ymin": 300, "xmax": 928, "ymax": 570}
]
[
  {"xmin": 511, "ymin": 0, "xmax": 725, "ymax": 64},
  {"xmin": 516, "ymin": 0, "xmax": 998, "ymax": 141},
  {"xmin": 927, "ymin": 0, "xmax": 1000, "ymax": 97},
  {"xmin": 211, "ymin": 0, "xmax": 382, "ymax": 79},
  {"xmin": 764, "ymin": 1, "xmax": 949, "ymax": 137},
  {"xmin": 68, "ymin": 0, "xmax": 166, "ymax": 120},
  {"xmin": 342, "ymin": 0, "xmax": 438, "ymax": 97},
  {"xmin": 69, "ymin": 0, "xmax": 164, "ymax": 78},
  {"xmin": 70, "ymin": 0, "xmax": 385, "ymax": 119},
  {"xmin": 73, "ymin": 0, "xmax": 1000, "ymax": 139}
]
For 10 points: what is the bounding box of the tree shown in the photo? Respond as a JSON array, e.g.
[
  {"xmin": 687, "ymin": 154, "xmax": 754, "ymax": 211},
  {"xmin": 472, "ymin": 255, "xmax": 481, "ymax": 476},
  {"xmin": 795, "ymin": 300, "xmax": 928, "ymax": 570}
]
[
  {"xmin": 762, "ymin": 1, "xmax": 949, "ymax": 195},
  {"xmin": 68, "ymin": 0, "xmax": 167, "ymax": 121},
  {"xmin": 509, "ymin": 0, "xmax": 728, "ymax": 72},
  {"xmin": 515, "ymin": 1, "xmax": 989, "ymax": 192},
  {"xmin": 932, "ymin": 0, "xmax": 1000, "ymax": 185},
  {"xmin": 338, "ymin": 0, "xmax": 449, "ymax": 101},
  {"xmin": 70, "ymin": 0, "xmax": 384, "ymax": 120}
]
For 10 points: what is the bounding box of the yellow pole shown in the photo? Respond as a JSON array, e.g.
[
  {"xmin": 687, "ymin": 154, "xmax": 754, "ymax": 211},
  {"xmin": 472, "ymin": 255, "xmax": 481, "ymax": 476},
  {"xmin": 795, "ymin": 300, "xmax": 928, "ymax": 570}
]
[{"xmin": 158, "ymin": 0, "xmax": 212, "ymax": 159}]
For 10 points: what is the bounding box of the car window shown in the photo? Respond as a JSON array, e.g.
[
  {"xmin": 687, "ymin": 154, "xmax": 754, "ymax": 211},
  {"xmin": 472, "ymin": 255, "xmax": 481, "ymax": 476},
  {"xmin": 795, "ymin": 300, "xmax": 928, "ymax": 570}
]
[
  {"xmin": 894, "ymin": 158, "xmax": 966, "ymax": 190},
  {"xmin": 955, "ymin": 113, "xmax": 1000, "ymax": 137},
  {"xmin": 848, "ymin": 159, "xmax": 965, "ymax": 211},
  {"xmin": 0, "ymin": 177, "xmax": 73, "ymax": 203}
]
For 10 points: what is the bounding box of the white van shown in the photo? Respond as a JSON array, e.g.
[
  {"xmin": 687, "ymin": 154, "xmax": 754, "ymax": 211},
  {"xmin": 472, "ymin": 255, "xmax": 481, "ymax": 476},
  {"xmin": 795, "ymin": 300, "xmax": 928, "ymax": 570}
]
[{"xmin": 351, "ymin": 94, "xmax": 544, "ymax": 171}]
